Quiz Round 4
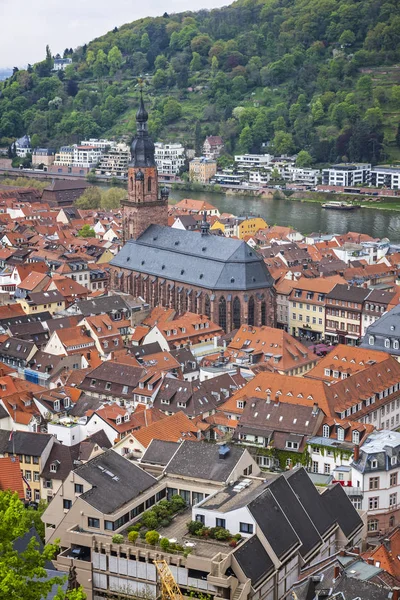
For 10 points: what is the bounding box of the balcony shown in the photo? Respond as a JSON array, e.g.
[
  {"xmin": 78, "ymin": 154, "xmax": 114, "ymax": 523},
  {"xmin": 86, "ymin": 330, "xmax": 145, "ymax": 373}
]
[{"xmin": 339, "ymin": 486, "xmax": 363, "ymax": 498}]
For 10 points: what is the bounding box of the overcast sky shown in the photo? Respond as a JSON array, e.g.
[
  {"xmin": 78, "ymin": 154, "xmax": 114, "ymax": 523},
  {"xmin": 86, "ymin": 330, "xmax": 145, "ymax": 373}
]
[{"xmin": 0, "ymin": 0, "xmax": 229, "ymax": 69}]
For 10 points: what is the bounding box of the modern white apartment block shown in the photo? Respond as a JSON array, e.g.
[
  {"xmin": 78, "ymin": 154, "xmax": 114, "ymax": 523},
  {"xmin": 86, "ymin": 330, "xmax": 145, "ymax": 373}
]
[
  {"xmin": 96, "ymin": 143, "xmax": 130, "ymax": 177},
  {"xmin": 80, "ymin": 139, "xmax": 116, "ymax": 150},
  {"xmin": 284, "ymin": 166, "xmax": 320, "ymax": 186},
  {"xmin": 371, "ymin": 166, "xmax": 400, "ymax": 190},
  {"xmin": 322, "ymin": 163, "xmax": 371, "ymax": 187},
  {"xmin": 235, "ymin": 154, "xmax": 273, "ymax": 169},
  {"xmin": 154, "ymin": 143, "xmax": 186, "ymax": 175}
]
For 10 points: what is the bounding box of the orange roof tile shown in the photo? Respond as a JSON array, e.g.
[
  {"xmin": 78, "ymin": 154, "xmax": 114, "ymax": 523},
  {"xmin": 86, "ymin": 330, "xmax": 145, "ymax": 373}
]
[
  {"xmin": 0, "ymin": 456, "xmax": 25, "ymax": 498},
  {"xmin": 132, "ymin": 411, "xmax": 200, "ymax": 448}
]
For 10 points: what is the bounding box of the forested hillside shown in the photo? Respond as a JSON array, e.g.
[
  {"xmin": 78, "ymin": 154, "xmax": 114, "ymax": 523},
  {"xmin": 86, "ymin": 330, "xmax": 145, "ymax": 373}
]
[{"xmin": 2, "ymin": 0, "xmax": 400, "ymax": 164}]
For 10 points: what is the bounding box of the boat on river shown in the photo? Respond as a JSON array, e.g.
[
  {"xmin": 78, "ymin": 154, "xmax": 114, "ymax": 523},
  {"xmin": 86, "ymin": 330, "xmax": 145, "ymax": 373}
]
[{"xmin": 321, "ymin": 201, "xmax": 361, "ymax": 210}]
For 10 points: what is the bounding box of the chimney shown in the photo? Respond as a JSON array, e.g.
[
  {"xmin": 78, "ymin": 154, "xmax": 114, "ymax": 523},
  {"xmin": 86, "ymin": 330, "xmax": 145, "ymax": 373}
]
[
  {"xmin": 392, "ymin": 588, "xmax": 400, "ymax": 600},
  {"xmin": 333, "ymin": 565, "xmax": 340, "ymax": 580},
  {"xmin": 353, "ymin": 546, "xmax": 360, "ymax": 555},
  {"xmin": 354, "ymin": 444, "xmax": 360, "ymax": 462},
  {"xmin": 312, "ymin": 402, "xmax": 318, "ymax": 415},
  {"xmin": 367, "ymin": 557, "xmax": 375, "ymax": 565}
]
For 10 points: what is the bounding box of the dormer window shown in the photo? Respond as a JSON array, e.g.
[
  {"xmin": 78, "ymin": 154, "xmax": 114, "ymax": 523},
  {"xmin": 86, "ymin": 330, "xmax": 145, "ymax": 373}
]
[
  {"xmin": 122, "ymin": 385, "xmax": 128, "ymax": 394},
  {"xmin": 91, "ymin": 379, "xmax": 96, "ymax": 387},
  {"xmin": 181, "ymin": 327, "xmax": 186, "ymax": 333},
  {"xmin": 124, "ymin": 413, "xmax": 129, "ymax": 422},
  {"xmin": 385, "ymin": 339, "xmax": 390, "ymax": 348},
  {"xmin": 54, "ymin": 400, "xmax": 60, "ymax": 411},
  {"xmin": 50, "ymin": 461, "xmax": 59, "ymax": 473},
  {"xmin": 391, "ymin": 456, "xmax": 397, "ymax": 466},
  {"xmin": 237, "ymin": 400, "xmax": 244, "ymax": 409},
  {"xmin": 369, "ymin": 336, "xmax": 374, "ymax": 345},
  {"xmin": 337, "ymin": 427, "xmax": 344, "ymax": 441},
  {"xmin": 322, "ymin": 424, "xmax": 330, "ymax": 438},
  {"xmin": 139, "ymin": 382, "xmax": 144, "ymax": 389},
  {"xmin": 352, "ymin": 430, "xmax": 360, "ymax": 444},
  {"xmin": 371, "ymin": 459, "xmax": 378, "ymax": 469},
  {"xmin": 105, "ymin": 382, "xmax": 111, "ymax": 390},
  {"xmin": 116, "ymin": 416, "xmax": 122, "ymax": 425}
]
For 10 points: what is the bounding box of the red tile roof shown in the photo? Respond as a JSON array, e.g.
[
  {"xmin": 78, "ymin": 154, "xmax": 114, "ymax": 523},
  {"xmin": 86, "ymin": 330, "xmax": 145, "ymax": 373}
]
[{"xmin": 0, "ymin": 456, "xmax": 25, "ymax": 498}]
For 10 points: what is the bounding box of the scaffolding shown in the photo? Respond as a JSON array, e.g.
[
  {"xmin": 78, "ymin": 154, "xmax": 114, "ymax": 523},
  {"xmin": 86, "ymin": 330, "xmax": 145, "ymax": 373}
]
[{"xmin": 154, "ymin": 560, "xmax": 184, "ymax": 600}]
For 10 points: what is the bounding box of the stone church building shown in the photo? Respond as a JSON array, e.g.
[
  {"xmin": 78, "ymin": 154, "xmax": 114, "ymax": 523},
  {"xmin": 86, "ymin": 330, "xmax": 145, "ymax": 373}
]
[{"xmin": 110, "ymin": 95, "xmax": 275, "ymax": 333}]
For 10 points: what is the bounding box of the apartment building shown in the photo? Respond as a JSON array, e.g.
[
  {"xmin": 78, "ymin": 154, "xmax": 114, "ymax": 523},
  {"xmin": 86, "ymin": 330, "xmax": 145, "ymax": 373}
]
[
  {"xmin": 235, "ymin": 154, "xmax": 272, "ymax": 169},
  {"xmin": 154, "ymin": 143, "xmax": 186, "ymax": 175},
  {"xmin": 0, "ymin": 430, "xmax": 54, "ymax": 502},
  {"xmin": 371, "ymin": 166, "xmax": 400, "ymax": 190},
  {"xmin": 288, "ymin": 276, "xmax": 344, "ymax": 340},
  {"xmin": 203, "ymin": 136, "xmax": 224, "ymax": 159},
  {"xmin": 54, "ymin": 146, "xmax": 74, "ymax": 166},
  {"xmin": 42, "ymin": 442, "xmax": 362, "ymax": 600},
  {"xmin": 81, "ymin": 139, "xmax": 116, "ymax": 150},
  {"xmin": 72, "ymin": 146, "xmax": 103, "ymax": 169},
  {"xmin": 325, "ymin": 284, "xmax": 369, "ymax": 346},
  {"xmin": 322, "ymin": 163, "xmax": 371, "ymax": 187},
  {"xmin": 361, "ymin": 289, "xmax": 394, "ymax": 337},
  {"xmin": 283, "ymin": 166, "xmax": 320, "ymax": 186},
  {"xmin": 361, "ymin": 304, "xmax": 400, "ymax": 360},
  {"xmin": 95, "ymin": 143, "xmax": 130, "ymax": 177},
  {"xmin": 189, "ymin": 157, "xmax": 217, "ymax": 183},
  {"xmin": 350, "ymin": 430, "xmax": 400, "ymax": 535}
]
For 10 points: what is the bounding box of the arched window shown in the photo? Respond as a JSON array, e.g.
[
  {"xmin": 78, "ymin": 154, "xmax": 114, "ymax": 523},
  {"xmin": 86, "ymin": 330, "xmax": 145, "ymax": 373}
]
[
  {"xmin": 204, "ymin": 295, "xmax": 211, "ymax": 318},
  {"xmin": 248, "ymin": 296, "xmax": 255, "ymax": 326},
  {"xmin": 261, "ymin": 301, "xmax": 267, "ymax": 326},
  {"xmin": 322, "ymin": 424, "xmax": 330, "ymax": 438},
  {"xmin": 185, "ymin": 290, "xmax": 189, "ymax": 312},
  {"xmin": 352, "ymin": 430, "xmax": 360, "ymax": 444},
  {"xmin": 148, "ymin": 176, "xmax": 152, "ymax": 192},
  {"xmin": 369, "ymin": 336, "xmax": 374, "ymax": 345},
  {"xmin": 219, "ymin": 296, "xmax": 227, "ymax": 331},
  {"xmin": 385, "ymin": 338, "xmax": 390, "ymax": 348},
  {"xmin": 368, "ymin": 519, "xmax": 379, "ymax": 533},
  {"xmin": 233, "ymin": 297, "xmax": 241, "ymax": 330}
]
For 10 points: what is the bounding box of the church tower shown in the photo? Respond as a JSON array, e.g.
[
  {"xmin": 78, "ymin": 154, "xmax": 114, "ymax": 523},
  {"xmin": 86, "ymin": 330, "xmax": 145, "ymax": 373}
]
[{"xmin": 122, "ymin": 91, "xmax": 169, "ymax": 242}]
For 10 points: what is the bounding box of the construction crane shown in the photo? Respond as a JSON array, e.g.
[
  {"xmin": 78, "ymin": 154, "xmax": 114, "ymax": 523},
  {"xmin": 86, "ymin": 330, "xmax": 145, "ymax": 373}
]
[{"xmin": 154, "ymin": 560, "xmax": 184, "ymax": 600}]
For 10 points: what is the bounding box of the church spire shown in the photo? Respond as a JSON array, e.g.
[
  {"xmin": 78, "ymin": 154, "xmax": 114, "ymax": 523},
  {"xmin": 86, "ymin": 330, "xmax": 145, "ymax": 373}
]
[{"xmin": 130, "ymin": 90, "xmax": 155, "ymax": 167}]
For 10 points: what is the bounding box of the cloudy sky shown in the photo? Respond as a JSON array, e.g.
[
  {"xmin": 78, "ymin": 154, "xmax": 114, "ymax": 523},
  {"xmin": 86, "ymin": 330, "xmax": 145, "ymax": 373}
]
[{"xmin": 0, "ymin": 0, "xmax": 229, "ymax": 69}]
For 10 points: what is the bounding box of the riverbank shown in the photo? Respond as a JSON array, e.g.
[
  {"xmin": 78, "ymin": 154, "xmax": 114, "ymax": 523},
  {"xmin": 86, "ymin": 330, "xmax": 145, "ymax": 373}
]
[{"xmin": 275, "ymin": 190, "xmax": 400, "ymax": 212}]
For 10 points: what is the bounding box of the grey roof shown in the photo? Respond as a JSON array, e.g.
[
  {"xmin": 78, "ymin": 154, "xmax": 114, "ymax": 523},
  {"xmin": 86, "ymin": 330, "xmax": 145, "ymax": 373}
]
[
  {"xmin": 267, "ymin": 475, "xmax": 322, "ymax": 559},
  {"xmin": 234, "ymin": 535, "xmax": 274, "ymax": 587},
  {"xmin": 141, "ymin": 440, "xmax": 180, "ymax": 466},
  {"xmin": 27, "ymin": 290, "xmax": 64, "ymax": 305},
  {"xmin": 248, "ymin": 487, "xmax": 300, "ymax": 560},
  {"xmin": 352, "ymin": 430, "xmax": 400, "ymax": 473},
  {"xmin": 69, "ymin": 394, "xmax": 103, "ymax": 417},
  {"xmin": 76, "ymin": 449, "xmax": 157, "ymax": 513},
  {"xmin": 0, "ymin": 311, "xmax": 52, "ymax": 329},
  {"xmin": 78, "ymin": 295, "xmax": 131, "ymax": 317},
  {"xmin": 361, "ymin": 304, "xmax": 400, "ymax": 356},
  {"xmin": 326, "ymin": 284, "xmax": 369, "ymax": 303},
  {"xmin": 4, "ymin": 431, "xmax": 52, "ymax": 456},
  {"xmin": 0, "ymin": 337, "xmax": 36, "ymax": 359},
  {"xmin": 285, "ymin": 468, "xmax": 337, "ymax": 537},
  {"xmin": 322, "ymin": 484, "xmax": 363, "ymax": 539},
  {"xmin": 0, "ymin": 429, "xmax": 11, "ymax": 452},
  {"xmin": 331, "ymin": 575, "xmax": 392, "ymax": 600},
  {"xmin": 165, "ymin": 440, "xmax": 246, "ymax": 482},
  {"xmin": 110, "ymin": 225, "xmax": 274, "ymax": 291}
]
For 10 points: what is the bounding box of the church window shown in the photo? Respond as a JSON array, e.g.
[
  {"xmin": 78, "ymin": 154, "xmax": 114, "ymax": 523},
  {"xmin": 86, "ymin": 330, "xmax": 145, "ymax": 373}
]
[
  {"xmin": 233, "ymin": 297, "xmax": 241, "ymax": 329},
  {"xmin": 219, "ymin": 296, "xmax": 227, "ymax": 331},
  {"xmin": 261, "ymin": 301, "xmax": 267, "ymax": 326},
  {"xmin": 248, "ymin": 296, "xmax": 255, "ymax": 326},
  {"xmin": 148, "ymin": 176, "xmax": 152, "ymax": 192},
  {"xmin": 204, "ymin": 295, "xmax": 211, "ymax": 318}
]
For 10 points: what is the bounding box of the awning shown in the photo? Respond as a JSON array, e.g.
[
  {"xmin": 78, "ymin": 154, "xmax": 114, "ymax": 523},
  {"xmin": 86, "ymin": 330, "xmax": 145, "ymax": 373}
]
[{"xmin": 345, "ymin": 334, "xmax": 360, "ymax": 339}]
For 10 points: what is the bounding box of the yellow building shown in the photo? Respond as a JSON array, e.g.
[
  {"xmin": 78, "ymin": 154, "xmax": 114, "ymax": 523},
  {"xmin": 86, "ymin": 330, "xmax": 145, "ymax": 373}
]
[
  {"xmin": 4, "ymin": 431, "xmax": 54, "ymax": 502},
  {"xmin": 17, "ymin": 290, "xmax": 66, "ymax": 315},
  {"xmin": 210, "ymin": 216, "xmax": 268, "ymax": 239},
  {"xmin": 189, "ymin": 157, "xmax": 217, "ymax": 183},
  {"xmin": 237, "ymin": 216, "xmax": 267, "ymax": 239},
  {"xmin": 288, "ymin": 276, "xmax": 345, "ymax": 341}
]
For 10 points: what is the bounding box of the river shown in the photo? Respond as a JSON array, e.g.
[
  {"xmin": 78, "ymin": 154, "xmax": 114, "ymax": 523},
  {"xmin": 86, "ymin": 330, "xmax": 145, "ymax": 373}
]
[{"xmin": 169, "ymin": 189, "xmax": 400, "ymax": 243}]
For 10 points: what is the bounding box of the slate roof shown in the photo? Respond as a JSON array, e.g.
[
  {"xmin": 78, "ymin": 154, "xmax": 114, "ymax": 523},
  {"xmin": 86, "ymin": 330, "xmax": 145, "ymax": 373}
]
[
  {"xmin": 266, "ymin": 475, "xmax": 322, "ymax": 559},
  {"xmin": 0, "ymin": 337, "xmax": 36, "ymax": 360},
  {"xmin": 141, "ymin": 439, "xmax": 180, "ymax": 466},
  {"xmin": 78, "ymin": 295, "xmax": 131, "ymax": 317},
  {"xmin": 110, "ymin": 225, "xmax": 274, "ymax": 291},
  {"xmin": 322, "ymin": 483, "xmax": 363, "ymax": 539},
  {"xmin": 248, "ymin": 487, "xmax": 300, "ymax": 560},
  {"xmin": 3, "ymin": 431, "xmax": 52, "ymax": 456},
  {"xmin": 285, "ymin": 468, "xmax": 337, "ymax": 538},
  {"xmin": 361, "ymin": 304, "xmax": 400, "ymax": 356},
  {"xmin": 165, "ymin": 440, "xmax": 245, "ymax": 482},
  {"xmin": 234, "ymin": 535, "xmax": 274, "ymax": 587},
  {"xmin": 75, "ymin": 449, "xmax": 157, "ymax": 513}
]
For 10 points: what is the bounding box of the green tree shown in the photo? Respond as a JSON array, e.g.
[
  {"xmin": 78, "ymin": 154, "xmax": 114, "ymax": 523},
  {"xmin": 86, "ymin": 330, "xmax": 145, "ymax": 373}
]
[
  {"xmin": 154, "ymin": 55, "xmax": 168, "ymax": 70},
  {"xmin": 145, "ymin": 530, "xmax": 160, "ymax": 545},
  {"xmin": 396, "ymin": 123, "xmax": 400, "ymax": 149},
  {"xmin": 101, "ymin": 187, "xmax": 126, "ymax": 209},
  {"xmin": 339, "ymin": 30, "xmax": 355, "ymax": 45},
  {"xmin": 356, "ymin": 75, "xmax": 373, "ymax": 99},
  {"xmin": 364, "ymin": 107, "xmax": 383, "ymax": 129},
  {"xmin": 152, "ymin": 69, "xmax": 168, "ymax": 89},
  {"xmin": 194, "ymin": 121, "xmax": 202, "ymax": 156},
  {"xmin": 93, "ymin": 49, "xmax": 108, "ymax": 78},
  {"xmin": 108, "ymin": 46, "xmax": 123, "ymax": 75},
  {"xmin": 238, "ymin": 125, "xmax": 253, "ymax": 153},
  {"xmin": 75, "ymin": 186, "xmax": 102, "ymax": 209},
  {"xmin": 163, "ymin": 98, "xmax": 182, "ymax": 123},
  {"xmin": 232, "ymin": 75, "xmax": 247, "ymax": 97},
  {"xmin": 190, "ymin": 52, "xmax": 202, "ymax": 72},
  {"xmin": 78, "ymin": 224, "xmax": 96, "ymax": 237},
  {"xmin": 273, "ymin": 130, "xmax": 294, "ymax": 155},
  {"xmin": 296, "ymin": 150, "xmax": 313, "ymax": 167},
  {"xmin": 0, "ymin": 491, "xmax": 86, "ymax": 600},
  {"xmin": 141, "ymin": 32, "xmax": 151, "ymax": 52},
  {"xmin": 211, "ymin": 55, "xmax": 219, "ymax": 74},
  {"xmin": 191, "ymin": 34, "xmax": 212, "ymax": 56},
  {"xmin": 391, "ymin": 86, "xmax": 400, "ymax": 107}
]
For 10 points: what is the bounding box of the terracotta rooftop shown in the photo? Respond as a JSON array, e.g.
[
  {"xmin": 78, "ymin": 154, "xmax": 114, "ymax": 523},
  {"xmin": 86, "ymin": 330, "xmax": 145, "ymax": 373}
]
[{"xmin": 0, "ymin": 456, "xmax": 25, "ymax": 498}]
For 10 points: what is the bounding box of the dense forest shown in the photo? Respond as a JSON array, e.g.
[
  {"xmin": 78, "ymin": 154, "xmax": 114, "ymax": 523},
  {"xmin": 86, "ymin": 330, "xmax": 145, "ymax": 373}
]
[{"xmin": 1, "ymin": 0, "xmax": 400, "ymax": 165}]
